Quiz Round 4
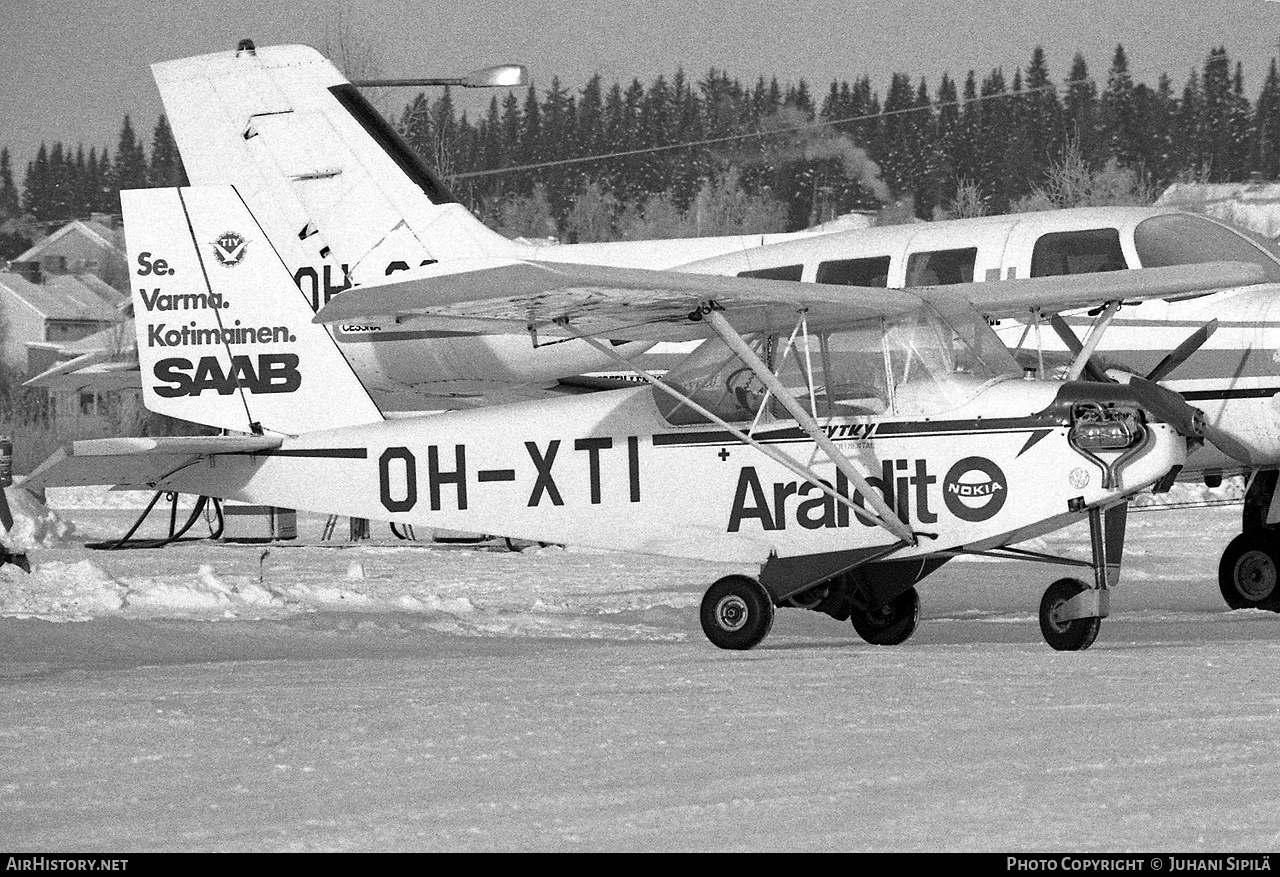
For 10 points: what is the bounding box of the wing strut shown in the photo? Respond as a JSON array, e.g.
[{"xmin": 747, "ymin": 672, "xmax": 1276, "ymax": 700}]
[
  {"xmin": 559, "ymin": 320, "xmax": 915, "ymax": 547},
  {"xmin": 1064, "ymin": 300, "xmax": 1120, "ymax": 382},
  {"xmin": 704, "ymin": 310, "xmax": 917, "ymax": 546}
]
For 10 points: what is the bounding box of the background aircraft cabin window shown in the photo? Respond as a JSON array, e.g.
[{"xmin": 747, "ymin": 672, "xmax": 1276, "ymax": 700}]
[
  {"xmin": 1134, "ymin": 214, "xmax": 1280, "ymax": 284},
  {"xmin": 1030, "ymin": 228, "xmax": 1127, "ymax": 276},
  {"xmin": 905, "ymin": 248, "xmax": 977, "ymax": 286},
  {"xmin": 815, "ymin": 256, "xmax": 892, "ymax": 288},
  {"xmin": 738, "ymin": 265, "xmax": 803, "ymax": 281}
]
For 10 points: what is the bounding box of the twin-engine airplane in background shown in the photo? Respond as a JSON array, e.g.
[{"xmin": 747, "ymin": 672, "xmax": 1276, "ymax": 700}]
[
  {"xmin": 21, "ymin": 184, "xmax": 1265, "ymax": 650},
  {"xmin": 26, "ymin": 42, "xmax": 1280, "ymax": 615}
]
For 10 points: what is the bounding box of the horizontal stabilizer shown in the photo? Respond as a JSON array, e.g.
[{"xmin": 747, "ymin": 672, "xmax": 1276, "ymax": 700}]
[
  {"xmin": 313, "ymin": 259, "xmax": 1266, "ymax": 342},
  {"xmin": 24, "ymin": 350, "xmax": 142, "ymax": 392},
  {"xmin": 21, "ymin": 434, "xmax": 283, "ymax": 492}
]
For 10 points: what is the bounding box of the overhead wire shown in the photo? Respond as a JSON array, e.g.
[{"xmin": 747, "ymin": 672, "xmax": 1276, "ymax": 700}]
[{"xmin": 451, "ymin": 76, "xmax": 1095, "ymax": 181}]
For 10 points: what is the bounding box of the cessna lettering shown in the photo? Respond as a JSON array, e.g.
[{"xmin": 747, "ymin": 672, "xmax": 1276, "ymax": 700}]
[{"xmin": 152, "ymin": 353, "xmax": 301, "ymax": 397}]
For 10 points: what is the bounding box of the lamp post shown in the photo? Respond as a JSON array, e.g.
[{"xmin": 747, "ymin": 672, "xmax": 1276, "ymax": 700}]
[{"xmin": 351, "ymin": 64, "xmax": 529, "ymax": 89}]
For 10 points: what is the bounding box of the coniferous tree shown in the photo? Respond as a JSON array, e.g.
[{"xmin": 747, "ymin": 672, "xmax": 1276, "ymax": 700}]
[
  {"xmin": 71, "ymin": 145, "xmax": 92, "ymax": 218},
  {"xmin": 1023, "ymin": 46, "xmax": 1064, "ymax": 179},
  {"xmin": 1140, "ymin": 74, "xmax": 1180, "ymax": 187},
  {"xmin": 976, "ymin": 68, "xmax": 1010, "ymax": 211},
  {"xmin": 1100, "ymin": 45, "xmax": 1140, "ymax": 169},
  {"xmin": 1228, "ymin": 62, "xmax": 1253, "ymax": 180},
  {"xmin": 90, "ymin": 146, "xmax": 115, "ymax": 214},
  {"xmin": 1199, "ymin": 47, "xmax": 1235, "ymax": 181},
  {"xmin": 23, "ymin": 143, "xmax": 50, "ymax": 220},
  {"xmin": 1064, "ymin": 53, "xmax": 1100, "ymax": 168},
  {"xmin": 0, "ymin": 148, "xmax": 20, "ymax": 221},
  {"xmin": 111, "ymin": 115, "xmax": 148, "ymax": 205},
  {"xmin": 931, "ymin": 73, "xmax": 961, "ymax": 208},
  {"xmin": 1000, "ymin": 68, "xmax": 1040, "ymax": 207},
  {"xmin": 1177, "ymin": 68, "xmax": 1206, "ymax": 178},
  {"xmin": 1255, "ymin": 60, "xmax": 1280, "ymax": 179},
  {"xmin": 148, "ymin": 115, "xmax": 187, "ymax": 187}
]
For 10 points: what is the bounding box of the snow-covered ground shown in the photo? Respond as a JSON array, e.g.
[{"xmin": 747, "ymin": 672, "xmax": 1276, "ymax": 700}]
[{"xmin": 2, "ymin": 486, "xmax": 1279, "ymax": 851}]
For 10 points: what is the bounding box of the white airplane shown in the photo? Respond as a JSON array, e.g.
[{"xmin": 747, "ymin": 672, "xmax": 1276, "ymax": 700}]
[
  {"xmin": 28, "ymin": 42, "xmax": 1280, "ymax": 614},
  {"xmin": 20, "ymin": 184, "xmax": 1264, "ymax": 651}
]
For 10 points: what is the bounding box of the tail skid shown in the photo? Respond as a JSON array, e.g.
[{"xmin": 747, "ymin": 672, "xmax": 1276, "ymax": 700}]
[{"xmin": 123, "ymin": 185, "xmax": 383, "ymax": 435}]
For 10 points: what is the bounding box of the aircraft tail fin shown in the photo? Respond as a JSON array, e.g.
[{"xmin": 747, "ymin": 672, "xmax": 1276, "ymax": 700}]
[
  {"xmin": 152, "ymin": 43, "xmax": 524, "ymax": 289},
  {"xmin": 122, "ymin": 185, "xmax": 383, "ymax": 435}
]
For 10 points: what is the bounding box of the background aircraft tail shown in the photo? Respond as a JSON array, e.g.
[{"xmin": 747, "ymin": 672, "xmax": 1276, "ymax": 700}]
[
  {"xmin": 122, "ymin": 185, "xmax": 383, "ymax": 435},
  {"xmin": 152, "ymin": 42, "xmax": 524, "ymax": 292}
]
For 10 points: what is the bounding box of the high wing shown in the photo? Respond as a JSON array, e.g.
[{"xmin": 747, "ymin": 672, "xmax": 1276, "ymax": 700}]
[
  {"xmin": 313, "ymin": 259, "xmax": 1267, "ymax": 341},
  {"xmin": 313, "ymin": 257, "xmax": 923, "ymax": 342}
]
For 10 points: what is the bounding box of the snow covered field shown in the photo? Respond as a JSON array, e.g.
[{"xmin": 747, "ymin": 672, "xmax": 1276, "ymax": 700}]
[{"xmin": 2, "ymin": 488, "xmax": 1279, "ymax": 852}]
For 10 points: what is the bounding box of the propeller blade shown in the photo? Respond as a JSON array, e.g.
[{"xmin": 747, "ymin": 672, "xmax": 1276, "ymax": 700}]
[
  {"xmin": 1200, "ymin": 423, "xmax": 1255, "ymax": 465},
  {"xmin": 1145, "ymin": 319, "xmax": 1219, "ymax": 382},
  {"xmin": 1127, "ymin": 376, "xmax": 1203, "ymax": 438},
  {"xmin": 1128, "ymin": 376, "xmax": 1254, "ymax": 463},
  {"xmin": 1048, "ymin": 314, "xmax": 1112, "ymax": 382}
]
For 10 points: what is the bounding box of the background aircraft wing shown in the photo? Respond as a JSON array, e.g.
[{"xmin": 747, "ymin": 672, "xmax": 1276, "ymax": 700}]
[
  {"xmin": 955, "ymin": 261, "xmax": 1265, "ymax": 318},
  {"xmin": 314, "ymin": 258, "xmax": 1266, "ymax": 342}
]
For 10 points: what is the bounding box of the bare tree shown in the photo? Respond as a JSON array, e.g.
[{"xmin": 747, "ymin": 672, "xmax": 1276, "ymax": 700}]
[{"xmin": 322, "ymin": 1, "xmax": 391, "ymax": 116}]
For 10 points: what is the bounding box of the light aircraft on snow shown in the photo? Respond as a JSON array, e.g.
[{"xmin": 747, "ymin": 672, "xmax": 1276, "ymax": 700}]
[
  {"xmin": 27, "ymin": 41, "xmax": 1280, "ymax": 614},
  {"xmin": 20, "ymin": 184, "xmax": 1264, "ymax": 650}
]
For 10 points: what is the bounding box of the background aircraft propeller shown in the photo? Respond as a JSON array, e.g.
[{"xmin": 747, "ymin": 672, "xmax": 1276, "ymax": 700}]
[{"xmin": 1048, "ymin": 313, "xmax": 1251, "ymax": 463}]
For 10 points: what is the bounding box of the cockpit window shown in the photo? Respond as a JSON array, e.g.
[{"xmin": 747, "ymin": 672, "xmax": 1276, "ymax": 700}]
[
  {"xmin": 654, "ymin": 302, "xmax": 1021, "ymax": 425},
  {"xmin": 1134, "ymin": 214, "xmax": 1280, "ymax": 284},
  {"xmin": 1031, "ymin": 228, "xmax": 1127, "ymax": 276}
]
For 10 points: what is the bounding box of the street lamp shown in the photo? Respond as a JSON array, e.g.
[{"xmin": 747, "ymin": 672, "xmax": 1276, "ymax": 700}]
[{"xmin": 351, "ymin": 64, "xmax": 529, "ymax": 88}]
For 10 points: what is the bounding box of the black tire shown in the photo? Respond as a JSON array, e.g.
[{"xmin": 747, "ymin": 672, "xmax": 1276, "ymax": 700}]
[
  {"xmin": 1039, "ymin": 577, "xmax": 1102, "ymax": 651},
  {"xmin": 1218, "ymin": 530, "xmax": 1280, "ymax": 611},
  {"xmin": 851, "ymin": 586, "xmax": 920, "ymax": 645},
  {"xmin": 700, "ymin": 575, "xmax": 774, "ymax": 650}
]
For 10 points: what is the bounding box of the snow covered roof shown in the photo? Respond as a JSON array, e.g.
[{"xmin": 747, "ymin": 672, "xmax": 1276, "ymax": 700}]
[
  {"xmin": 0, "ymin": 271, "xmax": 126, "ymax": 322},
  {"xmin": 16, "ymin": 218, "xmax": 122, "ymax": 261}
]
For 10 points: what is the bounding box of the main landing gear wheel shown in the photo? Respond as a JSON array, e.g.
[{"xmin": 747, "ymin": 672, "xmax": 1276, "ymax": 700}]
[
  {"xmin": 1218, "ymin": 530, "xmax": 1280, "ymax": 611},
  {"xmin": 700, "ymin": 575, "xmax": 775, "ymax": 650},
  {"xmin": 850, "ymin": 586, "xmax": 920, "ymax": 646},
  {"xmin": 1039, "ymin": 578, "xmax": 1102, "ymax": 652}
]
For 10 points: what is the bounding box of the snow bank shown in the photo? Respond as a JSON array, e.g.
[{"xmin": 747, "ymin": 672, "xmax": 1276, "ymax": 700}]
[{"xmin": 0, "ymin": 486, "xmax": 76, "ymax": 552}]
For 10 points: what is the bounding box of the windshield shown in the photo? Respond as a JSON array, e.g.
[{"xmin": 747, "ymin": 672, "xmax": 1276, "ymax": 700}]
[
  {"xmin": 655, "ymin": 302, "xmax": 1021, "ymax": 425},
  {"xmin": 1134, "ymin": 214, "xmax": 1280, "ymax": 283}
]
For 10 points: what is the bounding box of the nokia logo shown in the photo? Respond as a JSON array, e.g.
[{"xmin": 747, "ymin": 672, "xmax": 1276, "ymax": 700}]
[{"xmin": 942, "ymin": 456, "xmax": 1007, "ymax": 522}]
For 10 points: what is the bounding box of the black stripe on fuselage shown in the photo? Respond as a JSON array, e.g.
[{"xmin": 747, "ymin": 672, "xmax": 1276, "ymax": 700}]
[
  {"xmin": 651, "ymin": 416, "xmax": 1058, "ymax": 448},
  {"xmin": 255, "ymin": 448, "xmax": 370, "ymax": 459}
]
